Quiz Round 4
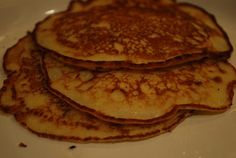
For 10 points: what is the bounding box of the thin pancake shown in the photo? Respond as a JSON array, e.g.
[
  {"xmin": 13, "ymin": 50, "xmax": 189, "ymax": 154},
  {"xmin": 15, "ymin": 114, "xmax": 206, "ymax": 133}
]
[
  {"xmin": 43, "ymin": 52, "xmax": 236, "ymax": 124},
  {"xmin": 35, "ymin": 0, "xmax": 232, "ymax": 70},
  {"xmin": 0, "ymin": 34, "xmax": 190, "ymax": 143},
  {"xmin": 68, "ymin": 0, "xmax": 176, "ymax": 12}
]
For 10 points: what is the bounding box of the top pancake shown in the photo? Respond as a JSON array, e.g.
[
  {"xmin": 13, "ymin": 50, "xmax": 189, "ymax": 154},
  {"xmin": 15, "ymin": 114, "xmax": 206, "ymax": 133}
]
[
  {"xmin": 68, "ymin": 0, "xmax": 176, "ymax": 11},
  {"xmin": 35, "ymin": 0, "xmax": 232, "ymax": 70}
]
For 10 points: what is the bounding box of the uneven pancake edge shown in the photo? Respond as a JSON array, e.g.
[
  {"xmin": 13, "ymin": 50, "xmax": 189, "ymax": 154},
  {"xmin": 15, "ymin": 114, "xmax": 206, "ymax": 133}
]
[
  {"xmin": 0, "ymin": 34, "xmax": 193, "ymax": 143},
  {"xmin": 179, "ymin": 3, "xmax": 233, "ymax": 52},
  {"xmin": 68, "ymin": 0, "xmax": 177, "ymax": 11},
  {"xmin": 42, "ymin": 48, "xmax": 230, "ymax": 71},
  {"xmin": 15, "ymin": 111, "xmax": 190, "ymax": 143},
  {"xmin": 33, "ymin": 2, "xmax": 233, "ymax": 69},
  {"xmin": 0, "ymin": 65, "xmax": 191, "ymax": 143},
  {"xmin": 0, "ymin": 0, "xmax": 235, "ymax": 143},
  {"xmin": 0, "ymin": 75, "xmax": 24, "ymax": 114},
  {"xmin": 41, "ymin": 53, "xmax": 236, "ymax": 125},
  {"xmin": 1, "ymin": 34, "xmax": 34, "ymax": 113},
  {"xmin": 2, "ymin": 33, "xmax": 32, "ymax": 76}
]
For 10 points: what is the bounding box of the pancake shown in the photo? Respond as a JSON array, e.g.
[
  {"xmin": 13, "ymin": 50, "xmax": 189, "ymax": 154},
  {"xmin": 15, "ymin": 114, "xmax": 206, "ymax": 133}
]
[
  {"xmin": 43, "ymin": 51, "xmax": 236, "ymax": 124},
  {"xmin": 68, "ymin": 0, "xmax": 176, "ymax": 12},
  {"xmin": 35, "ymin": 0, "xmax": 232, "ymax": 70},
  {"xmin": 0, "ymin": 34, "xmax": 190, "ymax": 143}
]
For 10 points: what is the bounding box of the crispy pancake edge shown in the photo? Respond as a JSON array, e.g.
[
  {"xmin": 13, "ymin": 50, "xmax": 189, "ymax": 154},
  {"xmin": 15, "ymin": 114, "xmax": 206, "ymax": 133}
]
[
  {"xmin": 42, "ymin": 48, "xmax": 230, "ymax": 71},
  {"xmin": 68, "ymin": 0, "xmax": 177, "ymax": 11},
  {"xmin": 33, "ymin": 2, "xmax": 233, "ymax": 70},
  {"xmin": 41, "ymin": 53, "xmax": 236, "ymax": 125},
  {"xmin": 15, "ymin": 111, "xmax": 189, "ymax": 143},
  {"xmin": 0, "ymin": 34, "xmax": 192, "ymax": 143},
  {"xmin": 0, "ymin": 72, "xmax": 190, "ymax": 143}
]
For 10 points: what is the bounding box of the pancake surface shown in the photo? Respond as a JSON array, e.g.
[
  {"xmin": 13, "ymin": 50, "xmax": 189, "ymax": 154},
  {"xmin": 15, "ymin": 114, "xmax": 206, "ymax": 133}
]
[
  {"xmin": 35, "ymin": 0, "xmax": 232, "ymax": 70},
  {"xmin": 0, "ymin": 0, "xmax": 236, "ymax": 144},
  {"xmin": 69, "ymin": 0, "xmax": 176, "ymax": 11},
  {"xmin": 0, "ymin": 34, "xmax": 190, "ymax": 143},
  {"xmin": 43, "ymin": 50, "xmax": 236, "ymax": 124}
]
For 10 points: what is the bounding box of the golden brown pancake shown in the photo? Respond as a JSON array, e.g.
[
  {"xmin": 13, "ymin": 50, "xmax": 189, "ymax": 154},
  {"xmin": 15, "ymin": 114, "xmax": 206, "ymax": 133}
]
[
  {"xmin": 68, "ymin": 0, "xmax": 176, "ymax": 12},
  {"xmin": 0, "ymin": 0, "xmax": 235, "ymax": 143},
  {"xmin": 43, "ymin": 51, "xmax": 236, "ymax": 124},
  {"xmin": 35, "ymin": 0, "xmax": 232, "ymax": 70},
  {"xmin": 0, "ymin": 34, "xmax": 190, "ymax": 143}
]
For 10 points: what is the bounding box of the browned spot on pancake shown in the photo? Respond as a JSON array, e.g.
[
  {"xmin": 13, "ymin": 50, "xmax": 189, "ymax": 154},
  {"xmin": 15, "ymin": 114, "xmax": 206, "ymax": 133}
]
[
  {"xmin": 194, "ymin": 81, "xmax": 202, "ymax": 86},
  {"xmin": 180, "ymin": 80, "xmax": 202, "ymax": 86},
  {"xmin": 212, "ymin": 76, "xmax": 222, "ymax": 83},
  {"xmin": 54, "ymin": 6, "xmax": 208, "ymax": 59}
]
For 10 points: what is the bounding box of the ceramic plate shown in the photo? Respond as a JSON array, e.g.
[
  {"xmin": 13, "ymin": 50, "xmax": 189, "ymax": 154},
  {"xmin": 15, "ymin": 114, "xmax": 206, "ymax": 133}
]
[{"xmin": 0, "ymin": 0, "xmax": 236, "ymax": 158}]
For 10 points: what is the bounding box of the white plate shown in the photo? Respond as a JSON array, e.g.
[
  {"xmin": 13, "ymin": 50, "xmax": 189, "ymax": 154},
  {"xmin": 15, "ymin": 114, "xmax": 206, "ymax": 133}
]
[{"xmin": 0, "ymin": 0, "xmax": 236, "ymax": 158}]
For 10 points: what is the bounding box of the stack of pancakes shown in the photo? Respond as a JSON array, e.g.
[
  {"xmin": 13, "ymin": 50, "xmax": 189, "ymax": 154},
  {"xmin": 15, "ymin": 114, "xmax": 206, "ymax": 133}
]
[{"xmin": 1, "ymin": 0, "xmax": 236, "ymax": 143}]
